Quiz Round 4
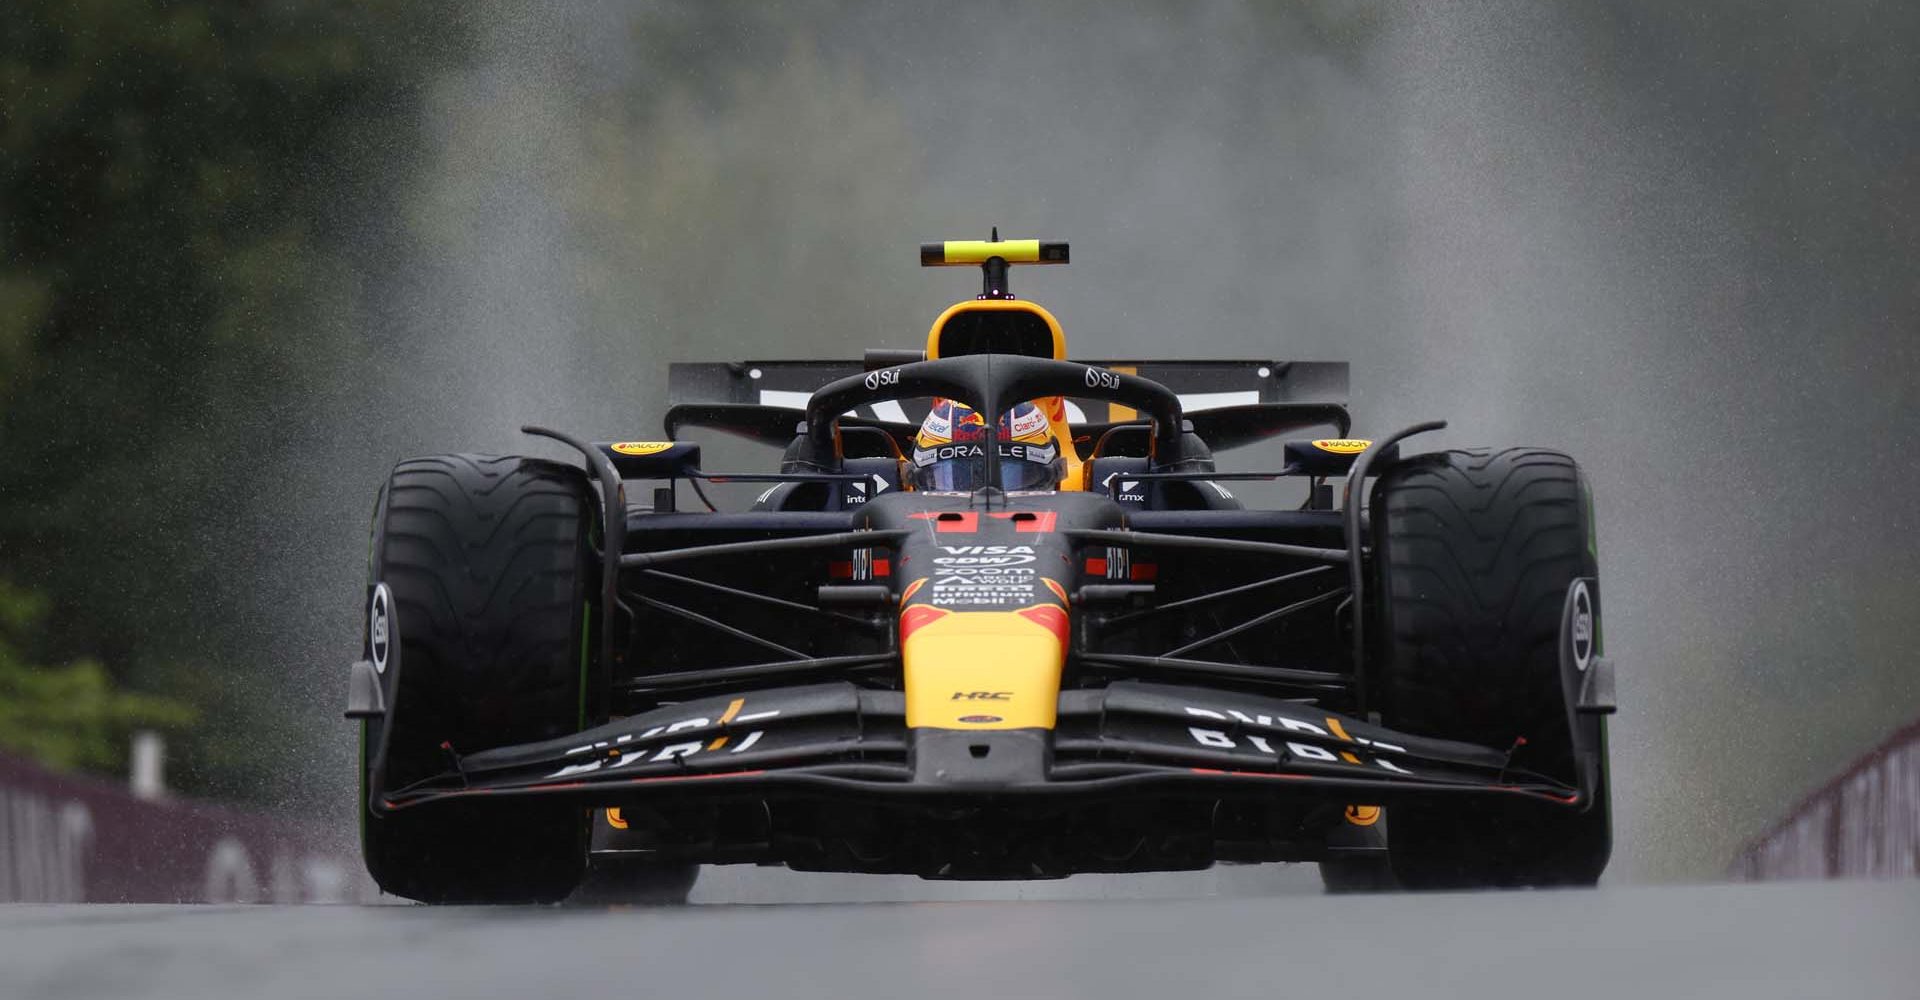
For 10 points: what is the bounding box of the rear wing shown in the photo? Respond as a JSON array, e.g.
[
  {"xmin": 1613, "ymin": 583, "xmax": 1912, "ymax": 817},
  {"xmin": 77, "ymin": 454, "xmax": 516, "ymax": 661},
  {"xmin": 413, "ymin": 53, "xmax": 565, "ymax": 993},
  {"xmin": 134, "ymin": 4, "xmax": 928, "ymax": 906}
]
[{"xmin": 669, "ymin": 359, "xmax": 1347, "ymax": 426}]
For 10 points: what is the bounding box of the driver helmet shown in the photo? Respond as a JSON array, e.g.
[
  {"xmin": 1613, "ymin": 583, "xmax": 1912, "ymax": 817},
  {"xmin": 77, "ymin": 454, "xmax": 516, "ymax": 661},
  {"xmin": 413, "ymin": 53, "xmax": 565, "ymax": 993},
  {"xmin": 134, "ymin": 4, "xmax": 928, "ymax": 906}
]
[{"xmin": 911, "ymin": 398, "xmax": 1064, "ymax": 492}]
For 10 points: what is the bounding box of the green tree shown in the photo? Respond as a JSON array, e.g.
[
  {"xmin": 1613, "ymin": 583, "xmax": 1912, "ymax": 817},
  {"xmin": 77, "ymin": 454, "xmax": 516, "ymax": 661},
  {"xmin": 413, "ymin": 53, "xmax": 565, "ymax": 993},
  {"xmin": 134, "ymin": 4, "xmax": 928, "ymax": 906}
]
[
  {"xmin": 0, "ymin": 2, "xmax": 471, "ymax": 793},
  {"xmin": 0, "ymin": 579, "xmax": 195, "ymax": 770}
]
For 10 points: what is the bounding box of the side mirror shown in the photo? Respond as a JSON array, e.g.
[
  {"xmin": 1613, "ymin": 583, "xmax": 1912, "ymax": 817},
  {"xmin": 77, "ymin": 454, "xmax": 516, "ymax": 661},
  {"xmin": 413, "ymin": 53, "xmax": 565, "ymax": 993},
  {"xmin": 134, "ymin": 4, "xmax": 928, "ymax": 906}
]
[
  {"xmin": 595, "ymin": 441, "xmax": 703, "ymax": 479},
  {"xmin": 1282, "ymin": 439, "xmax": 1395, "ymax": 476}
]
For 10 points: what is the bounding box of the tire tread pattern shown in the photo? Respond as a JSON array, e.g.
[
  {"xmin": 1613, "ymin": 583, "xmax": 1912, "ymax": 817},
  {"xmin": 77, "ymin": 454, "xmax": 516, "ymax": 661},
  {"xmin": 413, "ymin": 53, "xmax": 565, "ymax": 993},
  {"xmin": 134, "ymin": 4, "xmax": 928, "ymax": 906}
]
[
  {"xmin": 1372, "ymin": 447, "xmax": 1610, "ymax": 888},
  {"xmin": 1376, "ymin": 447, "xmax": 1587, "ymax": 750},
  {"xmin": 362, "ymin": 453, "xmax": 592, "ymax": 904}
]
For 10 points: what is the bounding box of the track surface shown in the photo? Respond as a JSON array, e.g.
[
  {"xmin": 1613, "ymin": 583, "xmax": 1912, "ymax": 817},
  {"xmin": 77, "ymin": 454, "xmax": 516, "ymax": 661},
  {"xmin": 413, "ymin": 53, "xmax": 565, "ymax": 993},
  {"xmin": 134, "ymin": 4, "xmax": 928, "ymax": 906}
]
[{"xmin": 4, "ymin": 879, "xmax": 1915, "ymax": 1000}]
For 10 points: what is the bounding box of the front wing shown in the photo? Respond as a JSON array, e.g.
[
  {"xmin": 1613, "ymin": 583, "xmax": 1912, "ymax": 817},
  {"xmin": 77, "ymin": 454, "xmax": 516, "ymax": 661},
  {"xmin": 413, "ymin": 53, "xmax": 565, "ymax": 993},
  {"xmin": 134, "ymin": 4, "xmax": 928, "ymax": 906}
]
[{"xmin": 376, "ymin": 680, "xmax": 1582, "ymax": 813}]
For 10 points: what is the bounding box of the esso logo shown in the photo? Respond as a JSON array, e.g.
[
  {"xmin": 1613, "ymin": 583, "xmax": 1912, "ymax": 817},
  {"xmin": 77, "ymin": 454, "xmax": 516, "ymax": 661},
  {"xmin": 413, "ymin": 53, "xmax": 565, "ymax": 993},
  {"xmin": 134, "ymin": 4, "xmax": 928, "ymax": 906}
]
[
  {"xmin": 369, "ymin": 583, "xmax": 393, "ymax": 674},
  {"xmin": 865, "ymin": 368, "xmax": 901, "ymax": 391},
  {"xmin": 1084, "ymin": 367, "xmax": 1122, "ymax": 390},
  {"xmin": 1570, "ymin": 580, "xmax": 1595, "ymax": 671}
]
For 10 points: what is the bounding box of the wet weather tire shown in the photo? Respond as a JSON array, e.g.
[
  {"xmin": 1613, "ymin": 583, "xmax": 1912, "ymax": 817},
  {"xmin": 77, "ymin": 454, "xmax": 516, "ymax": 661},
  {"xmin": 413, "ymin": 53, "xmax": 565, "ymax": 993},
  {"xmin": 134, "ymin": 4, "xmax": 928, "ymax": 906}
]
[
  {"xmin": 1371, "ymin": 448, "xmax": 1611, "ymax": 889},
  {"xmin": 360, "ymin": 454, "xmax": 597, "ymax": 904}
]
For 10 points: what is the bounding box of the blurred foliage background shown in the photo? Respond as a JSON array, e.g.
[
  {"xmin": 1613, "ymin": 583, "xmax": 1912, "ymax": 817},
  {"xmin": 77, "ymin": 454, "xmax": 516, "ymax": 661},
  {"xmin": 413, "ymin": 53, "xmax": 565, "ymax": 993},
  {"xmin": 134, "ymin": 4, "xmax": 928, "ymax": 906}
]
[
  {"xmin": 0, "ymin": 1, "xmax": 1913, "ymax": 884},
  {"xmin": 0, "ymin": 2, "xmax": 473, "ymax": 793}
]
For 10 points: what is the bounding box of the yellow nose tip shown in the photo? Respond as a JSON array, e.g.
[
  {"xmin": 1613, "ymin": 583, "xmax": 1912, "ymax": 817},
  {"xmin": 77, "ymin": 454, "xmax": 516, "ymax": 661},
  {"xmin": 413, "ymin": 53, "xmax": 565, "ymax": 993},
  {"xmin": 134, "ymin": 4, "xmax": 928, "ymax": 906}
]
[{"xmin": 902, "ymin": 610, "xmax": 1066, "ymax": 730}]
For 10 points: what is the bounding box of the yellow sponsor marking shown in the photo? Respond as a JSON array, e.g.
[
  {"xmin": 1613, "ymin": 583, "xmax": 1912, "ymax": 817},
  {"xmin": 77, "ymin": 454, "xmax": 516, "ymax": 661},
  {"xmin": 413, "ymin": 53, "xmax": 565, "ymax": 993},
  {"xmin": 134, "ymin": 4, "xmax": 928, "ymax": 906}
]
[
  {"xmin": 718, "ymin": 698, "xmax": 744, "ymax": 725},
  {"xmin": 611, "ymin": 441, "xmax": 675, "ymax": 456},
  {"xmin": 606, "ymin": 808, "xmax": 628, "ymax": 830},
  {"xmin": 706, "ymin": 736, "xmax": 728, "ymax": 751},
  {"xmin": 1311, "ymin": 439, "xmax": 1371, "ymax": 455},
  {"xmin": 1344, "ymin": 805, "xmax": 1381, "ymax": 827},
  {"xmin": 1340, "ymin": 751, "xmax": 1361, "ymax": 765}
]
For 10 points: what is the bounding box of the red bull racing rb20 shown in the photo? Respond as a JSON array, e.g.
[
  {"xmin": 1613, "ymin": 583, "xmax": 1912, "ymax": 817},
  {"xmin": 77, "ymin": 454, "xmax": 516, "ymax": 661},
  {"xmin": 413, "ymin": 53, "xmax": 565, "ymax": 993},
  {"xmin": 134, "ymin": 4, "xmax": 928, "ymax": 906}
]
[{"xmin": 347, "ymin": 237, "xmax": 1617, "ymax": 902}]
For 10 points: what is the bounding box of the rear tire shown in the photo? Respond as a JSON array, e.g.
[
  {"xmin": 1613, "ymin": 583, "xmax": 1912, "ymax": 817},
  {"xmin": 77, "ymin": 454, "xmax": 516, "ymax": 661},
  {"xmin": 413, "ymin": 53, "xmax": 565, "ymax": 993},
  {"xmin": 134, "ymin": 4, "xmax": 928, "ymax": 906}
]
[
  {"xmin": 1372, "ymin": 447, "xmax": 1611, "ymax": 889},
  {"xmin": 360, "ymin": 454, "xmax": 597, "ymax": 904}
]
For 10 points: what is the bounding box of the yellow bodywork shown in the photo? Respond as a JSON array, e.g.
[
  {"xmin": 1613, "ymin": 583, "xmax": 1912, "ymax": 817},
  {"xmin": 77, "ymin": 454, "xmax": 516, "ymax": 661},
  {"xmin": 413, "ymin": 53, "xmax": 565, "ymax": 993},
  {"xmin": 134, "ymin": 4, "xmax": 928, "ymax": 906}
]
[
  {"xmin": 922, "ymin": 298, "xmax": 1087, "ymax": 488},
  {"xmin": 926, "ymin": 240, "xmax": 1056, "ymax": 265},
  {"xmin": 902, "ymin": 610, "xmax": 1065, "ymax": 730},
  {"xmin": 924, "ymin": 298, "xmax": 1067, "ymax": 361}
]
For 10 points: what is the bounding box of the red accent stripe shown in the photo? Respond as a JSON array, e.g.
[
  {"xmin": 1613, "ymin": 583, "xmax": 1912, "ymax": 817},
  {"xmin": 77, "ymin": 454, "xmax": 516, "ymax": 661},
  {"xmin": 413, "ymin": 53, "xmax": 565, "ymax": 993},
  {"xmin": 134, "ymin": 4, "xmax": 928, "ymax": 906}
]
[
  {"xmin": 383, "ymin": 769, "xmax": 771, "ymax": 808},
  {"xmin": 1130, "ymin": 563, "xmax": 1157, "ymax": 581},
  {"xmin": 988, "ymin": 511, "xmax": 1058, "ymax": 532},
  {"xmin": 1016, "ymin": 604, "xmax": 1070, "ymax": 651},
  {"xmin": 1190, "ymin": 767, "xmax": 1307, "ymax": 780},
  {"xmin": 899, "ymin": 604, "xmax": 951, "ymax": 642},
  {"xmin": 607, "ymin": 769, "xmax": 765, "ymax": 786},
  {"xmin": 1085, "ymin": 557, "xmax": 1108, "ymax": 576},
  {"xmin": 1187, "ymin": 767, "xmax": 1579, "ymax": 803},
  {"xmin": 390, "ymin": 768, "xmax": 1576, "ymax": 811},
  {"xmin": 524, "ymin": 770, "xmax": 769, "ymax": 793},
  {"xmin": 909, "ymin": 511, "xmax": 979, "ymax": 532},
  {"xmin": 873, "ymin": 558, "xmax": 891, "ymax": 577}
]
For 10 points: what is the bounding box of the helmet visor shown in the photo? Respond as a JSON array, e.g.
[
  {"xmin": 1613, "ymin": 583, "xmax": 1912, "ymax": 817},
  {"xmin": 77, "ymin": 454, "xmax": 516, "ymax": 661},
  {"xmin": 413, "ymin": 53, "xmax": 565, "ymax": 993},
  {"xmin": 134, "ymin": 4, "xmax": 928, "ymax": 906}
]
[
  {"xmin": 998, "ymin": 455, "xmax": 1060, "ymax": 491},
  {"xmin": 910, "ymin": 442, "xmax": 1060, "ymax": 492},
  {"xmin": 913, "ymin": 450, "xmax": 989, "ymax": 491}
]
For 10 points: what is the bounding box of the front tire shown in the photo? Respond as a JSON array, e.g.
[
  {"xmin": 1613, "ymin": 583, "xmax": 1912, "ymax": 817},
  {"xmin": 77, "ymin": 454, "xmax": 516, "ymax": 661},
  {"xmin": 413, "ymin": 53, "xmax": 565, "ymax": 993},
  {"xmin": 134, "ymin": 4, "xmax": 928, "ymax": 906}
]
[
  {"xmin": 360, "ymin": 454, "xmax": 597, "ymax": 904},
  {"xmin": 1371, "ymin": 447, "xmax": 1611, "ymax": 889}
]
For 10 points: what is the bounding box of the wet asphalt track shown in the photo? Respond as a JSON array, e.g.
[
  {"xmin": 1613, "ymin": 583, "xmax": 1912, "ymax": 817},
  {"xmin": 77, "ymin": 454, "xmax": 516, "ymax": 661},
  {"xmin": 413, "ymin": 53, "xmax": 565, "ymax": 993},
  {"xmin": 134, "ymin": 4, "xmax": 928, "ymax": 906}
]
[{"xmin": 4, "ymin": 877, "xmax": 1916, "ymax": 1000}]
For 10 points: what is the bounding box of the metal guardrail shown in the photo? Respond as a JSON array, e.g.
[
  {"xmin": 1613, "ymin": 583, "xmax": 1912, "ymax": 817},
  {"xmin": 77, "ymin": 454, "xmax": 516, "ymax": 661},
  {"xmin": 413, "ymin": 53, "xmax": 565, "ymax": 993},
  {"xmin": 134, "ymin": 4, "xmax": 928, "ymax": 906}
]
[
  {"xmin": 0, "ymin": 751, "xmax": 366, "ymax": 903},
  {"xmin": 1730, "ymin": 718, "xmax": 1920, "ymax": 881}
]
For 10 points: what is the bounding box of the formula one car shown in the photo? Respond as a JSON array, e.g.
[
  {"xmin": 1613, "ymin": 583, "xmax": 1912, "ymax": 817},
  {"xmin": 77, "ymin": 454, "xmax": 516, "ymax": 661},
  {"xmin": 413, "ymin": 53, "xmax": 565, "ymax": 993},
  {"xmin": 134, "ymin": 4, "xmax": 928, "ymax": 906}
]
[{"xmin": 347, "ymin": 236, "xmax": 1616, "ymax": 903}]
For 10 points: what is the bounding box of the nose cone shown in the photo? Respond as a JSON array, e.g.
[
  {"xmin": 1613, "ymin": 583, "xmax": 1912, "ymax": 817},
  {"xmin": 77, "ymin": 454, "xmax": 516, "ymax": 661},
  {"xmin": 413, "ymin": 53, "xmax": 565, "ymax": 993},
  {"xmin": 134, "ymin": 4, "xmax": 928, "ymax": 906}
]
[
  {"xmin": 862, "ymin": 490, "xmax": 1120, "ymax": 733},
  {"xmin": 901, "ymin": 606, "xmax": 1067, "ymax": 729}
]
